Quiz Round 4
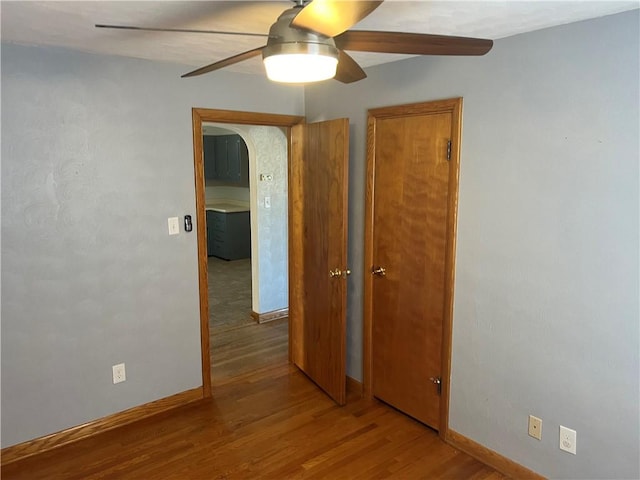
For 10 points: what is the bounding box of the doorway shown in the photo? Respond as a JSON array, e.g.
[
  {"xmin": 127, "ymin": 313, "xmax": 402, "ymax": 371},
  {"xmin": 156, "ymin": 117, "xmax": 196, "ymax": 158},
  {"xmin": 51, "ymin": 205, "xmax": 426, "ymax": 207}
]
[
  {"xmin": 202, "ymin": 124, "xmax": 254, "ymax": 331},
  {"xmin": 192, "ymin": 109, "xmax": 304, "ymax": 396},
  {"xmin": 363, "ymin": 98, "xmax": 463, "ymax": 437},
  {"xmin": 203, "ymin": 122, "xmax": 290, "ymax": 383}
]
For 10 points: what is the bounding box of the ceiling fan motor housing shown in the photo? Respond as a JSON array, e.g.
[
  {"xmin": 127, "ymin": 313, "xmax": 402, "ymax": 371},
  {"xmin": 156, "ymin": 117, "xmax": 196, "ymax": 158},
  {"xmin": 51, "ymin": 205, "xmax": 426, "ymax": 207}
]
[{"xmin": 262, "ymin": 7, "xmax": 339, "ymax": 61}]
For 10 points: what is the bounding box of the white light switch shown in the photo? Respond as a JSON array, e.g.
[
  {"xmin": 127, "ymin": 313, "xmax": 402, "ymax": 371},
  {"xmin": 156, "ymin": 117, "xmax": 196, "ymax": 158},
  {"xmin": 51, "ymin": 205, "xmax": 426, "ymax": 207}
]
[
  {"xmin": 168, "ymin": 217, "xmax": 180, "ymax": 235},
  {"xmin": 264, "ymin": 196, "xmax": 271, "ymax": 209}
]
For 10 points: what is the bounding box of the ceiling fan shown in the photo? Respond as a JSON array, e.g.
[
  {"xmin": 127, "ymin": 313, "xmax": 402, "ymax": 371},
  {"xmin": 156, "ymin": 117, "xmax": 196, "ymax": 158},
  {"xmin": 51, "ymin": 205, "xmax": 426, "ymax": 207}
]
[{"xmin": 96, "ymin": 0, "xmax": 493, "ymax": 84}]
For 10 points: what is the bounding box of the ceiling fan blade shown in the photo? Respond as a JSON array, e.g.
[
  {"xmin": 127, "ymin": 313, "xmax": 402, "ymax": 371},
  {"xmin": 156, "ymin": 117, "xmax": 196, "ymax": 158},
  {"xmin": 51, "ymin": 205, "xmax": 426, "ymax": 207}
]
[
  {"xmin": 95, "ymin": 24, "xmax": 269, "ymax": 38},
  {"xmin": 335, "ymin": 30, "xmax": 493, "ymax": 56},
  {"xmin": 291, "ymin": 0, "xmax": 383, "ymax": 38},
  {"xmin": 182, "ymin": 46, "xmax": 265, "ymax": 78},
  {"xmin": 334, "ymin": 50, "xmax": 367, "ymax": 83}
]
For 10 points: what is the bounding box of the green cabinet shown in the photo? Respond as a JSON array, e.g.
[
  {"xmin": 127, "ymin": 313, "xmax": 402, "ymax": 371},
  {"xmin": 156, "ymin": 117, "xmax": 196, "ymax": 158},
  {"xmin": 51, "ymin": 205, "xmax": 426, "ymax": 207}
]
[
  {"xmin": 206, "ymin": 210, "xmax": 251, "ymax": 261},
  {"xmin": 214, "ymin": 136, "xmax": 228, "ymax": 179},
  {"xmin": 203, "ymin": 134, "xmax": 249, "ymax": 187},
  {"xmin": 225, "ymin": 136, "xmax": 244, "ymax": 182},
  {"xmin": 203, "ymin": 135, "xmax": 217, "ymax": 179}
]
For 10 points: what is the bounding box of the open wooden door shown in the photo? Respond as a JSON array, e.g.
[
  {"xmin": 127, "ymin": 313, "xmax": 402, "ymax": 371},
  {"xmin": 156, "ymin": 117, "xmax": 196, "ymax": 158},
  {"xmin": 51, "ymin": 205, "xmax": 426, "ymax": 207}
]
[{"xmin": 289, "ymin": 118, "xmax": 349, "ymax": 405}]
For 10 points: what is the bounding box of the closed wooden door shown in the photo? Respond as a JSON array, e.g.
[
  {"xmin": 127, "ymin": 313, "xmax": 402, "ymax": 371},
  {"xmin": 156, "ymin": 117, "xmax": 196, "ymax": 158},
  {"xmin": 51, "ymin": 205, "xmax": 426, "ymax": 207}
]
[
  {"xmin": 367, "ymin": 99, "xmax": 462, "ymax": 430},
  {"xmin": 289, "ymin": 118, "xmax": 350, "ymax": 405}
]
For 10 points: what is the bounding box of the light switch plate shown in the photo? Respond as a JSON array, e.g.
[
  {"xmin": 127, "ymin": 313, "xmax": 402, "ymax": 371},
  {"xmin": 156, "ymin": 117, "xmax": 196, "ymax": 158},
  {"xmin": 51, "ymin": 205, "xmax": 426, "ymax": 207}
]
[{"xmin": 168, "ymin": 217, "xmax": 180, "ymax": 235}]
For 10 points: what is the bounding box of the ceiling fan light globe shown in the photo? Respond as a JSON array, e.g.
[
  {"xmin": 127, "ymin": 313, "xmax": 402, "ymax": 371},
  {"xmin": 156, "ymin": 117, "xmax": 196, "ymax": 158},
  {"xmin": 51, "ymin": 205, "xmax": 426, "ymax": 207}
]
[{"xmin": 264, "ymin": 53, "xmax": 338, "ymax": 83}]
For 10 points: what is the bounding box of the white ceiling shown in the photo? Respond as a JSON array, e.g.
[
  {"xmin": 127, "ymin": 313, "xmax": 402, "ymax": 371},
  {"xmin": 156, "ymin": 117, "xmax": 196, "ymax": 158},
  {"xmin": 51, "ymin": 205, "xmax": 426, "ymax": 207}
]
[{"xmin": 1, "ymin": 1, "xmax": 638, "ymax": 76}]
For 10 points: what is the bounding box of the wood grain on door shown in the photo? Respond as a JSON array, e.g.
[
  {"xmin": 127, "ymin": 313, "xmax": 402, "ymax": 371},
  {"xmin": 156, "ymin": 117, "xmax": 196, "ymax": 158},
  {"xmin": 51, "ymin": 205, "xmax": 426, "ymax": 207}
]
[
  {"xmin": 366, "ymin": 98, "xmax": 462, "ymax": 430},
  {"xmin": 289, "ymin": 118, "xmax": 350, "ymax": 405}
]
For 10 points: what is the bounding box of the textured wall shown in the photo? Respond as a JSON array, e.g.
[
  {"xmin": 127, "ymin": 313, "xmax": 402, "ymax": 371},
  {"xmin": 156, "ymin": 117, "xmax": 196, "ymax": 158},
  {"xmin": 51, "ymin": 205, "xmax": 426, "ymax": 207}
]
[
  {"xmin": 304, "ymin": 10, "xmax": 639, "ymax": 480},
  {"xmin": 0, "ymin": 43, "xmax": 303, "ymax": 448},
  {"xmin": 244, "ymin": 126, "xmax": 289, "ymax": 314}
]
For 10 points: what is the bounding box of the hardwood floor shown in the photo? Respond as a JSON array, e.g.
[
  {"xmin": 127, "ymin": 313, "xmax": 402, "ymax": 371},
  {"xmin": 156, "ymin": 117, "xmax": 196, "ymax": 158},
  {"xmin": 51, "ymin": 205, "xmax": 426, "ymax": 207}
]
[
  {"xmin": 2, "ymin": 323, "xmax": 507, "ymax": 479},
  {"xmin": 209, "ymin": 256, "xmax": 254, "ymax": 330},
  {"xmin": 2, "ymin": 268, "xmax": 507, "ymax": 479},
  {"xmin": 208, "ymin": 254, "xmax": 289, "ymax": 384},
  {"xmin": 1, "ymin": 379, "xmax": 506, "ymax": 480},
  {"xmin": 211, "ymin": 318, "xmax": 289, "ymax": 386}
]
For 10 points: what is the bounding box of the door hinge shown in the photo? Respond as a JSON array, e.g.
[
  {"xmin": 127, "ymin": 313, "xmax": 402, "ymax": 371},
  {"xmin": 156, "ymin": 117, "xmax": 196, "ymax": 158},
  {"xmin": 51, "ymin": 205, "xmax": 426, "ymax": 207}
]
[
  {"xmin": 430, "ymin": 376, "xmax": 442, "ymax": 395},
  {"xmin": 446, "ymin": 140, "xmax": 451, "ymax": 161}
]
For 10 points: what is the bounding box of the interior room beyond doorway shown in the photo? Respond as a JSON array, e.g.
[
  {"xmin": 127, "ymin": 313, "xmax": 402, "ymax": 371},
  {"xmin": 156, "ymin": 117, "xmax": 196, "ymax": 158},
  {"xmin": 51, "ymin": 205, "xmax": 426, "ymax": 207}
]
[{"xmin": 202, "ymin": 122, "xmax": 290, "ymax": 383}]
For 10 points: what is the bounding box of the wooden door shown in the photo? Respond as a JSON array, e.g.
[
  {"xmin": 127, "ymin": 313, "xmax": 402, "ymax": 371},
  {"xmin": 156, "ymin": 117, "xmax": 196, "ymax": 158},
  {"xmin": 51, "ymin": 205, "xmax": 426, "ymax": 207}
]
[
  {"xmin": 289, "ymin": 118, "xmax": 350, "ymax": 405},
  {"xmin": 367, "ymin": 99, "xmax": 462, "ymax": 430}
]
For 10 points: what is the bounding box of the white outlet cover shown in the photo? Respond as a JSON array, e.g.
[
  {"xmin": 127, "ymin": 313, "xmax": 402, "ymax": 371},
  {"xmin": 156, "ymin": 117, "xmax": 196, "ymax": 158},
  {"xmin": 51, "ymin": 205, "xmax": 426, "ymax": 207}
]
[
  {"xmin": 559, "ymin": 425, "xmax": 577, "ymax": 454},
  {"xmin": 112, "ymin": 363, "xmax": 126, "ymax": 384}
]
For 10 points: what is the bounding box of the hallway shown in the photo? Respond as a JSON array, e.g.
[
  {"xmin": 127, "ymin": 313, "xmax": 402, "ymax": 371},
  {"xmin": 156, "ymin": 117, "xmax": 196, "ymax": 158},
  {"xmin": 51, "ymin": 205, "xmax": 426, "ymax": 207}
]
[
  {"xmin": 208, "ymin": 256, "xmax": 289, "ymax": 385},
  {"xmin": 208, "ymin": 256, "xmax": 254, "ymax": 330}
]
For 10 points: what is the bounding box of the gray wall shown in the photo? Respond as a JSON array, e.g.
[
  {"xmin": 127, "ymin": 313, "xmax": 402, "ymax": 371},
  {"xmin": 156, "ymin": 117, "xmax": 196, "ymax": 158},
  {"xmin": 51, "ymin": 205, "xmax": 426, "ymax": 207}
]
[
  {"xmin": 305, "ymin": 10, "xmax": 639, "ymax": 480},
  {"xmin": 0, "ymin": 43, "xmax": 304, "ymax": 448}
]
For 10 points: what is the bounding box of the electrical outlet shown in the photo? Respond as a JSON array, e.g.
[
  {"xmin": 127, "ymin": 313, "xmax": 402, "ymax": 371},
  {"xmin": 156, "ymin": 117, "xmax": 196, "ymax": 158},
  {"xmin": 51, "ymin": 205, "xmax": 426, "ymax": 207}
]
[
  {"xmin": 528, "ymin": 415, "xmax": 542, "ymax": 440},
  {"xmin": 168, "ymin": 217, "xmax": 180, "ymax": 235},
  {"xmin": 260, "ymin": 173, "xmax": 273, "ymax": 181},
  {"xmin": 112, "ymin": 363, "xmax": 126, "ymax": 384},
  {"xmin": 559, "ymin": 425, "xmax": 577, "ymax": 454}
]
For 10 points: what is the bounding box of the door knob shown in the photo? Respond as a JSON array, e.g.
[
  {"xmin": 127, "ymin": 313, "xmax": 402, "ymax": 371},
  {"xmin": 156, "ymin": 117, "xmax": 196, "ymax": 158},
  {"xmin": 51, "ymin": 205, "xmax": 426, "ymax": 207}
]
[
  {"xmin": 371, "ymin": 266, "xmax": 386, "ymax": 276},
  {"xmin": 330, "ymin": 268, "xmax": 351, "ymax": 278}
]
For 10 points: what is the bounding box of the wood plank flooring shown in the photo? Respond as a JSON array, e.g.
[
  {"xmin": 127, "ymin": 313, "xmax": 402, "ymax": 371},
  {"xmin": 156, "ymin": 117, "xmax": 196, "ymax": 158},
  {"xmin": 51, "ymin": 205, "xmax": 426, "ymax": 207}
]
[
  {"xmin": 208, "ymin": 254, "xmax": 289, "ymax": 385},
  {"xmin": 211, "ymin": 318, "xmax": 289, "ymax": 386},
  {"xmin": 2, "ymin": 372, "xmax": 506, "ymax": 479},
  {"xmin": 2, "ymin": 266, "xmax": 508, "ymax": 479},
  {"xmin": 208, "ymin": 256, "xmax": 254, "ymax": 330},
  {"xmin": 2, "ymin": 319, "xmax": 507, "ymax": 479}
]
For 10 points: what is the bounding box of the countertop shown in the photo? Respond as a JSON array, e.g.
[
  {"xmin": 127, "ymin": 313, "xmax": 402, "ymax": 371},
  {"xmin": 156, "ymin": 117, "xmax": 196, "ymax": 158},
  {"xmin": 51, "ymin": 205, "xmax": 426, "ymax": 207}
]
[{"xmin": 205, "ymin": 201, "xmax": 250, "ymax": 213}]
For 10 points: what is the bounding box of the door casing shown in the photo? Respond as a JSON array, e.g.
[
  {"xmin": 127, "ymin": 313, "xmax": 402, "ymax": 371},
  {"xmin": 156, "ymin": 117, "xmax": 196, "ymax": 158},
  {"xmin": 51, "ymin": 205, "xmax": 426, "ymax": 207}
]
[
  {"xmin": 362, "ymin": 98, "xmax": 463, "ymax": 439},
  {"xmin": 191, "ymin": 108, "xmax": 304, "ymax": 397}
]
